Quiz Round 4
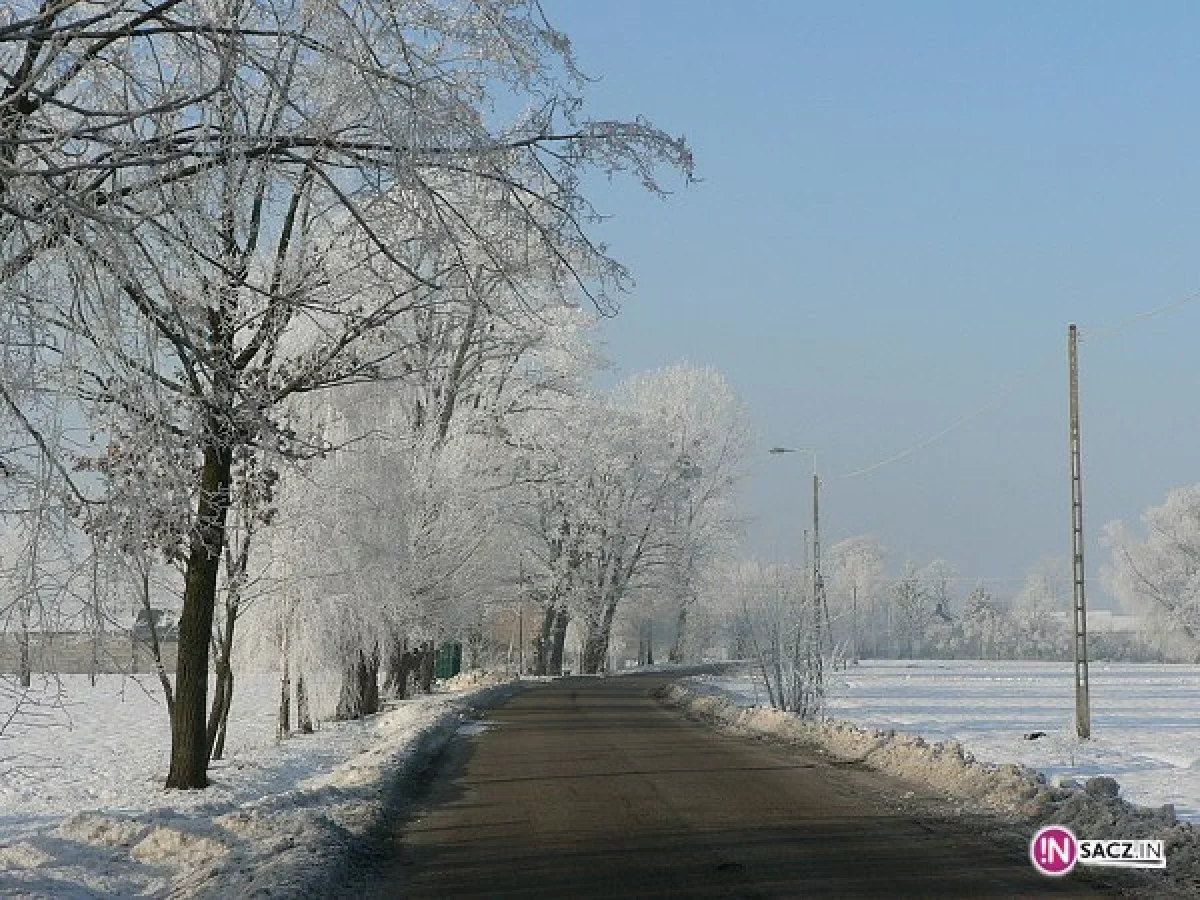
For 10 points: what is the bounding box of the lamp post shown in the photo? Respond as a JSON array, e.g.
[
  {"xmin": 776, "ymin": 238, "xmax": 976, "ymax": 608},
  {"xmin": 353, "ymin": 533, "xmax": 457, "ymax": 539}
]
[
  {"xmin": 768, "ymin": 446, "xmax": 827, "ymax": 717},
  {"xmin": 768, "ymin": 446, "xmax": 820, "ymax": 598}
]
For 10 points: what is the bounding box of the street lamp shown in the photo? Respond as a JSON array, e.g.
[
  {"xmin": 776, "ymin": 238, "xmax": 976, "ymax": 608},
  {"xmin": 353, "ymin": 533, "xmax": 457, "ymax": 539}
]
[
  {"xmin": 768, "ymin": 444, "xmax": 827, "ymax": 717},
  {"xmin": 768, "ymin": 445, "xmax": 817, "ymax": 474},
  {"xmin": 767, "ymin": 444, "xmax": 820, "ymax": 571},
  {"xmin": 767, "ymin": 446, "xmax": 820, "ymax": 586}
]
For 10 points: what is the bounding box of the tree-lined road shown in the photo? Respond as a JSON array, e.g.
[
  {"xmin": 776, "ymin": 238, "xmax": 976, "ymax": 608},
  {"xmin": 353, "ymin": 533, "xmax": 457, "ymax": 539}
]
[{"xmin": 365, "ymin": 675, "xmax": 1108, "ymax": 898}]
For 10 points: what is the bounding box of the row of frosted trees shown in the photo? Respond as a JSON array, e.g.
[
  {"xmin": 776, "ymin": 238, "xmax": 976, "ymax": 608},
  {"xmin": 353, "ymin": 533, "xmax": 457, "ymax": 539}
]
[
  {"xmin": 0, "ymin": 0, "xmax": 757, "ymax": 789},
  {"xmin": 730, "ymin": 524, "xmax": 1198, "ymax": 720}
]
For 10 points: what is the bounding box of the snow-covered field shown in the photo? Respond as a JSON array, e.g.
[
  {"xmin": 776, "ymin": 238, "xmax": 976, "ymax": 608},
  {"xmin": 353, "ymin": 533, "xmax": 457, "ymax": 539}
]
[
  {"xmin": 0, "ymin": 670, "xmax": 514, "ymax": 898},
  {"xmin": 700, "ymin": 660, "xmax": 1200, "ymax": 823}
]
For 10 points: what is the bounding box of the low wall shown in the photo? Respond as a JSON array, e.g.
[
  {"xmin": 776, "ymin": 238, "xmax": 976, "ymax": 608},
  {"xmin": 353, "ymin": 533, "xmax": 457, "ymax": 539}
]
[{"xmin": 0, "ymin": 632, "xmax": 179, "ymax": 675}]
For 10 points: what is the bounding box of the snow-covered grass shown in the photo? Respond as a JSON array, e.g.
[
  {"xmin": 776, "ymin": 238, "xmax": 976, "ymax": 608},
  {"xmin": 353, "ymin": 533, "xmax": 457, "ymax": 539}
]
[
  {"xmin": 670, "ymin": 659, "xmax": 1200, "ymax": 893},
  {"xmin": 0, "ymin": 670, "xmax": 518, "ymax": 898}
]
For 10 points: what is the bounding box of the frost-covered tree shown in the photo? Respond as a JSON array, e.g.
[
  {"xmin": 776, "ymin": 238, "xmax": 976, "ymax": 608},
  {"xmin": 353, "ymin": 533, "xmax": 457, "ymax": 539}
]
[
  {"xmin": 0, "ymin": 335, "xmax": 87, "ymax": 689},
  {"xmin": 890, "ymin": 563, "xmax": 931, "ymax": 658},
  {"xmin": 618, "ymin": 366, "xmax": 750, "ymax": 664},
  {"xmin": 827, "ymin": 535, "xmax": 886, "ymax": 660},
  {"xmin": 1, "ymin": 1, "xmax": 226, "ymax": 283},
  {"xmin": 514, "ymin": 366, "xmax": 748, "ymax": 675},
  {"xmin": 1104, "ymin": 484, "xmax": 1200, "ymax": 649},
  {"xmin": 514, "ymin": 394, "xmax": 640, "ymax": 674},
  {"xmin": 956, "ymin": 586, "xmax": 1012, "ymax": 660},
  {"xmin": 249, "ymin": 289, "xmax": 602, "ymax": 723},
  {"xmin": 1010, "ymin": 557, "xmax": 1070, "ymax": 660},
  {"xmin": 725, "ymin": 560, "xmax": 823, "ymax": 717},
  {"xmin": 4, "ymin": 0, "xmax": 692, "ymax": 789}
]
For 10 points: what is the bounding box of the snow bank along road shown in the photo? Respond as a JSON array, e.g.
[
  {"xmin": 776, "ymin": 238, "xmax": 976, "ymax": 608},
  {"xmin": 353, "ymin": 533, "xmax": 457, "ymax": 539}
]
[{"xmin": 355, "ymin": 674, "xmax": 1128, "ymax": 898}]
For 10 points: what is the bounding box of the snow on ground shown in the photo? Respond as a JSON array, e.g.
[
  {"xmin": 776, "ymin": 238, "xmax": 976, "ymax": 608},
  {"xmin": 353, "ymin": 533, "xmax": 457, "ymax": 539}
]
[
  {"xmin": 697, "ymin": 660, "xmax": 1200, "ymax": 822},
  {"xmin": 0, "ymin": 670, "xmax": 518, "ymax": 898},
  {"xmin": 670, "ymin": 659, "xmax": 1200, "ymax": 893}
]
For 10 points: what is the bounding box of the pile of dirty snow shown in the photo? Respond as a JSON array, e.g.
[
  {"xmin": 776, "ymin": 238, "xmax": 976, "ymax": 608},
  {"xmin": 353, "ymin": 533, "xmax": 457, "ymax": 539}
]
[
  {"xmin": 438, "ymin": 668, "xmax": 515, "ymax": 691},
  {"xmin": 659, "ymin": 681, "xmax": 1200, "ymax": 894}
]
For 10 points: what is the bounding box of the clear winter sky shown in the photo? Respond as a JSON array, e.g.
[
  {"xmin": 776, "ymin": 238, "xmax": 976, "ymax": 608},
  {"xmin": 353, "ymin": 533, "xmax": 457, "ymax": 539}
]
[{"xmin": 550, "ymin": 1, "xmax": 1200, "ymax": 605}]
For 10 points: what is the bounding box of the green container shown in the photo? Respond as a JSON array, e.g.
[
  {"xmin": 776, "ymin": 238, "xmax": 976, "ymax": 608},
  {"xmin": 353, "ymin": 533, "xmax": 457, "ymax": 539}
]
[{"xmin": 434, "ymin": 642, "xmax": 463, "ymax": 680}]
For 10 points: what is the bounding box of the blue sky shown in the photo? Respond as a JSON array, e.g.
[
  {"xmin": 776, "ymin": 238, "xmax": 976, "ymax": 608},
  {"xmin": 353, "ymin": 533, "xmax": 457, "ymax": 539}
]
[{"xmin": 549, "ymin": 1, "xmax": 1200, "ymax": 602}]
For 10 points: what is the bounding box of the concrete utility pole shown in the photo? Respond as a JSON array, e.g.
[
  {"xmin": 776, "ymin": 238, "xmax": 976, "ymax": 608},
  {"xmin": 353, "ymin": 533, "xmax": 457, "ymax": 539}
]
[
  {"xmin": 811, "ymin": 472, "xmax": 826, "ymax": 696},
  {"xmin": 851, "ymin": 584, "xmax": 859, "ymax": 664},
  {"xmin": 1068, "ymin": 323, "xmax": 1092, "ymax": 740}
]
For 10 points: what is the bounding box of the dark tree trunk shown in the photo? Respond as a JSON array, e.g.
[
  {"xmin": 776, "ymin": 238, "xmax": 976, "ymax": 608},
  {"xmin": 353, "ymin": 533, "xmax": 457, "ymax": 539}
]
[
  {"xmin": 418, "ymin": 642, "xmax": 435, "ymax": 693},
  {"xmin": 362, "ymin": 645, "xmax": 380, "ymax": 714},
  {"xmin": 89, "ymin": 556, "xmax": 103, "ymax": 687},
  {"xmin": 335, "ymin": 659, "xmax": 360, "ymax": 719},
  {"xmin": 387, "ymin": 645, "xmax": 428, "ymax": 700},
  {"xmin": 533, "ymin": 604, "xmax": 556, "ymax": 676},
  {"xmin": 295, "ymin": 672, "xmax": 313, "ymax": 733},
  {"xmin": 547, "ymin": 607, "xmax": 569, "ymax": 675},
  {"xmin": 17, "ymin": 627, "xmax": 31, "ymax": 688},
  {"xmin": 581, "ymin": 600, "xmax": 619, "ymax": 674},
  {"xmin": 207, "ymin": 597, "xmax": 238, "ymax": 761},
  {"xmin": 385, "ymin": 637, "xmax": 410, "ymax": 697},
  {"xmin": 400, "ymin": 652, "xmax": 417, "ymax": 699},
  {"xmin": 166, "ymin": 440, "xmax": 234, "ymax": 789},
  {"xmin": 669, "ymin": 597, "xmax": 692, "ymax": 664},
  {"xmin": 212, "ymin": 668, "xmax": 233, "ymax": 760},
  {"xmin": 206, "ymin": 667, "xmax": 230, "ymax": 756},
  {"xmin": 336, "ymin": 645, "xmax": 381, "ymax": 719},
  {"xmin": 278, "ymin": 652, "xmax": 291, "ymax": 737},
  {"xmin": 139, "ymin": 569, "xmax": 174, "ymax": 715},
  {"xmin": 581, "ymin": 629, "xmax": 608, "ymax": 675}
]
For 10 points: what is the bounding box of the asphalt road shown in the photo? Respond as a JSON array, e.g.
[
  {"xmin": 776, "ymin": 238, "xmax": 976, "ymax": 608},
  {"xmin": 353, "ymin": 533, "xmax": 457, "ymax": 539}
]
[{"xmin": 363, "ymin": 674, "xmax": 1113, "ymax": 898}]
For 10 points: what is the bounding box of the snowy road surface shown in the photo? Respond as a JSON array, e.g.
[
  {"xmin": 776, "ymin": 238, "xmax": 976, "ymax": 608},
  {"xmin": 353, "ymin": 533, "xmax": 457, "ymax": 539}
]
[{"xmin": 358, "ymin": 674, "xmax": 1115, "ymax": 898}]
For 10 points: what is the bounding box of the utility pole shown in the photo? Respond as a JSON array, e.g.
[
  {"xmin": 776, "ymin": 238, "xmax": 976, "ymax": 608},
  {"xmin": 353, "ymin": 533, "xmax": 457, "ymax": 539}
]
[
  {"xmin": 515, "ymin": 561, "xmax": 525, "ymax": 676},
  {"xmin": 812, "ymin": 475, "xmax": 822, "ymax": 632},
  {"xmin": 811, "ymin": 472, "xmax": 826, "ymax": 714},
  {"xmin": 851, "ymin": 583, "xmax": 859, "ymax": 664},
  {"xmin": 1068, "ymin": 323, "xmax": 1092, "ymax": 740}
]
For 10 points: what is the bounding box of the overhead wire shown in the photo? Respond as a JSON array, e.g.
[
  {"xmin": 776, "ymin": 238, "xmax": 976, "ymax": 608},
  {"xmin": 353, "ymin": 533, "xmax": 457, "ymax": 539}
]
[
  {"xmin": 838, "ymin": 287, "xmax": 1200, "ymax": 480},
  {"xmin": 839, "ymin": 351, "xmax": 1059, "ymax": 480},
  {"xmin": 1077, "ymin": 289, "xmax": 1200, "ymax": 342}
]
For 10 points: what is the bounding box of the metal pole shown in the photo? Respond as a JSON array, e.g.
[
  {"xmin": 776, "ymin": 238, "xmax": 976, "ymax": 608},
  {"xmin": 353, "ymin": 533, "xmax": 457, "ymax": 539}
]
[{"xmin": 1068, "ymin": 323, "xmax": 1092, "ymax": 739}]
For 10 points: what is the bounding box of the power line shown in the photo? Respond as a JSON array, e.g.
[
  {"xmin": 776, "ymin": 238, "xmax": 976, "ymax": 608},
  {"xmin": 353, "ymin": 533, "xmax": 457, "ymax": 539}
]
[
  {"xmin": 1079, "ymin": 289, "xmax": 1200, "ymax": 342},
  {"xmin": 840, "ymin": 286, "xmax": 1200, "ymax": 480},
  {"xmin": 840, "ymin": 352, "xmax": 1058, "ymax": 480}
]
